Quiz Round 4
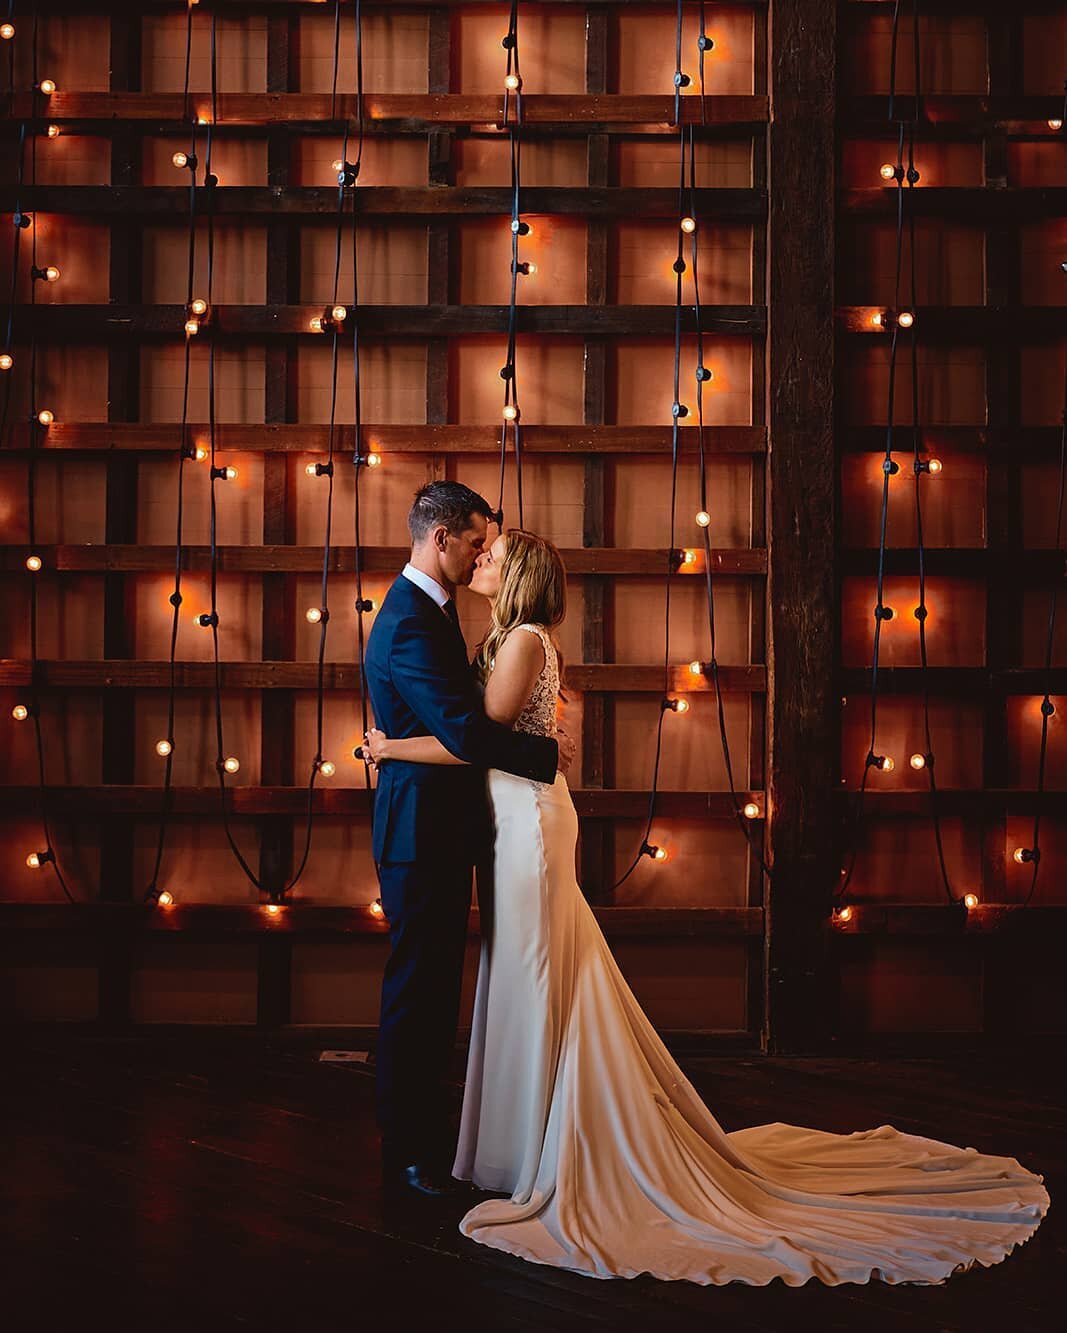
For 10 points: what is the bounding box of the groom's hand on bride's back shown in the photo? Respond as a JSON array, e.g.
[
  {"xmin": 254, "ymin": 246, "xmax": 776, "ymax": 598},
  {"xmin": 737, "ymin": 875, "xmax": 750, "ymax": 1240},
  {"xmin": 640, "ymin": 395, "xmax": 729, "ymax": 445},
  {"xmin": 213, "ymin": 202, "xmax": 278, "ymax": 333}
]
[{"xmin": 556, "ymin": 726, "xmax": 576, "ymax": 776}]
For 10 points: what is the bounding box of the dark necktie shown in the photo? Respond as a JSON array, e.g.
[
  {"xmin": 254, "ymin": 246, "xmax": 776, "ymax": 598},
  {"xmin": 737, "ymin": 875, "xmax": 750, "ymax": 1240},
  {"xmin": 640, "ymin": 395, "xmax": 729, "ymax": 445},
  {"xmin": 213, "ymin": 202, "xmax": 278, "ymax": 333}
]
[{"xmin": 443, "ymin": 599, "xmax": 460, "ymax": 632}]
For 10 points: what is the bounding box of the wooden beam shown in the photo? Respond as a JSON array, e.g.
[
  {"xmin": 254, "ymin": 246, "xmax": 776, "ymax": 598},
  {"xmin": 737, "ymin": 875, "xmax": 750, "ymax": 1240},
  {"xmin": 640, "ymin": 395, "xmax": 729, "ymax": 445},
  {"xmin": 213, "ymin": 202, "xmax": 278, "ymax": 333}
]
[
  {"xmin": 2, "ymin": 184, "xmax": 766, "ymax": 220},
  {"xmin": 13, "ymin": 303, "xmax": 768, "ymax": 338},
  {"xmin": 766, "ymin": 0, "xmax": 837, "ymax": 1055},
  {"xmin": 0, "ymin": 661, "xmax": 769, "ymax": 694},
  {"xmin": 840, "ymin": 187, "xmax": 1067, "ymax": 221},
  {"xmin": 7, "ymin": 422, "xmax": 768, "ymax": 455},
  {"xmin": 838, "ymin": 306, "xmax": 1067, "ymax": 339},
  {"xmin": 0, "ymin": 544, "xmax": 769, "ymax": 576}
]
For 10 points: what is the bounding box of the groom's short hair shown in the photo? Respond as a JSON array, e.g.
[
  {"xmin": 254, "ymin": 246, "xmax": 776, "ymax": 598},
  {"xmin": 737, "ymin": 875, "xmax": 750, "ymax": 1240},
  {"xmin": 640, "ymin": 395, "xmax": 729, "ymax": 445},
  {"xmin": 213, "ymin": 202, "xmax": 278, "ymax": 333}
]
[{"xmin": 408, "ymin": 481, "xmax": 495, "ymax": 544}]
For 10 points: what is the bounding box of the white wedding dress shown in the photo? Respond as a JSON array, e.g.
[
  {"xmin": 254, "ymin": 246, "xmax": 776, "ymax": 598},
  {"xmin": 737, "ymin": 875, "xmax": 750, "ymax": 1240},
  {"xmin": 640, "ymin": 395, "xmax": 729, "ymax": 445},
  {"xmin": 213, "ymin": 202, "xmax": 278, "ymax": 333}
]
[{"xmin": 452, "ymin": 623, "xmax": 1049, "ymax": 1286}]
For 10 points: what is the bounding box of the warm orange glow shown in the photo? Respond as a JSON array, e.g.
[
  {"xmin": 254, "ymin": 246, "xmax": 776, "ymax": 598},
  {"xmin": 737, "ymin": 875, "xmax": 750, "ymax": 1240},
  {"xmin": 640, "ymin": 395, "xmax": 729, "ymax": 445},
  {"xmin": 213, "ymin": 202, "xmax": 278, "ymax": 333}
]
[
  {"xmin": 306, "ymin": 607, "xmax": 323, "ymax": 624},
  {"xmin": 190, "ymin": 298, "xmax": 208, "ymax": 316},
  {"xmin": 25, "ymin": 555, "xmax": 43, "ymax": 572},
  {"xmin": 1013, "ymin": 848, "xmax": 1028, "ymax": 864},
  {"xmin": 26, "ymin": 852, "xmax": 42, "ymax": 869},
  {"xmin": 835, "ymin": 905, "xmax": 853, "ymax": 923},
  {"xmin": 879, "ymin": 163, "xmax": 896, "ymax": 180},
  {"xmin": 223, "ymin": 756, "xmax": 240, "ymax": 774},
  {"xmin": 695, "ymin": 510, "xmax": 711, "ymax": 527},
  {"xmin": 185, "ymin": 319, "xmax": 199, "ymax": 336},
  {"xmin": 0, "ymin": 353, "xmax": 12, "ymax": 371},
  {"xmin": 502, "ymin": 405, "xmax": 518, "ymax": 422},
  {"xmin": 1049, "ymin": 119, "xmax": 1063, "ymax": 131},
  {"xmin": 194, "ymin": 445, "xmax": 208, "ymax": 462},
  {"xmin": 331, "ymin": 305, "xmax": 347, "ymax": 323},
  {"xmin": 46, "ymin": 124, "xmax": 60, "ymax": 139},
  {"xmin": 44, "ymin": 265, "xmax": 60, "ymax": 282},
  {"xmin": 37, "ymin": 409, "xmax": 54, "ymax": 426},
  {"xmin": 963, "ymin": 892, "xmax": 979, "ymax": 909},
  {"xmin": 172, "ymin": 151, "xmax": 189, "ymax": 169},
  {"xmin": 927, "ymin": 458, "xmax": 942, "ymax": 475},
  {"xmin": 309, "ymin": 316, "xmax": 323, "ymax": 332},
  {"xmin": 680, "ymin": 217, "xmax": 696, "ymax": 234},
  {"xmin": 39, "ymin": 79, "xmax": 56, "ymax": 96},
  {"xmin": 743, "ymin": 802, "xmax": 760, "ymax": 819},
  {"xmin": 319, "ymin": 760, "xmax": 336, "ymax": 777},
  {"xmin": 871, "ymin": 311, "xmax": 884, "ymax": 327},
  {"xmin": 157, "ymin": 890, "xmax": 174, "ymax": 907},
  {"xmin": 155, "ymin": 739, "xmax": 173, "ymax": 757},
  {"xmin": 12, "ymin": 704, "xmax": 29, "ymax": 721},
  {"xmin": 909, "ymin": 753, "xmax": 926, "ymax": 770},
  {"xmin": 504, "ymin": 74, "xmax": 520, "ymax": 91},
  {"xmin": 680, "ymin": 549, "xmax": 697, "ymax": 566},
  {"xmin": 0, "ymin": 23, "xmax": 14, "ymax": 40},
  {"xmin": 898, "ymin": 311, "xmax": 914, "ymax": 329},
  {"xmin": 366, "ymin": 452, "xmax": 382, "ymax": 467},
  {"xmin": 266, "ymin": 903, "xmax": 280, "ymax": 915},
  {"xmin": 223, "ymin": 466, "xmax": 238, "ymax": 481},
  {"xmin": 688, "ymin": 660, "xmax": 703, "ymax": 676},
  {"xmin": 370, "ymin": 898, "xmax": 384, "ymax": 917}
]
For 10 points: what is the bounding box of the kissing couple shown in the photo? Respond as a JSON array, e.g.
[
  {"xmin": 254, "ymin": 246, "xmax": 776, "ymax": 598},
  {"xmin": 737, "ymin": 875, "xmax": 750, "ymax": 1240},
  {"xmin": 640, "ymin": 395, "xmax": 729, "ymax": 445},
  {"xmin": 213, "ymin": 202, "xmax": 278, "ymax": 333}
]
[{"xmin": 362, "ymin": 480, "xmax": 1047, "ymax": 1286}]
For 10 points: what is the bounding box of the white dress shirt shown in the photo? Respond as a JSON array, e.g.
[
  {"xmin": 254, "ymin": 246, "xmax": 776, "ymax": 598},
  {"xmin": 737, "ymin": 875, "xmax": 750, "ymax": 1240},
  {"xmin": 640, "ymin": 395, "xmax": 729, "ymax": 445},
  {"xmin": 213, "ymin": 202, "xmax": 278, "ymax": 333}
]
[{"xmin": 402, "ymin": 562, "xmax": 452, "ymax": 614}]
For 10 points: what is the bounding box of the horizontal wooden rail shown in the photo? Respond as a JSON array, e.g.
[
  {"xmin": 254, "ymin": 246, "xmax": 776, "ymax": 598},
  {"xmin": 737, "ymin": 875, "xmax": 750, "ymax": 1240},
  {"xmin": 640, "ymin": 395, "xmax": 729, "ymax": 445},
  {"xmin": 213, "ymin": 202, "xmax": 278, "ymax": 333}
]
[
  {"xmin": 842, "ymin": 96, "xmax": 1066, "ymax": 136},
  {"xmin": 840, "ymin": 187, "xmax": 1067, "ymax": 222},
  {"xmin": 0, "ymin": 544, "xmax": 768, "ymax": 576},
  {"xmin": 0, "ymin": 185, "xmax": 767, "ymax": 221},
  {"xmin": 836, "ymin": 790, "xmax": 1067, "ymax": 816},
  {"xmin": 4, "ymin": 422, "xmax": 768, "ymax": 455},
  {"xmin": 0, "ymin": 901, "xmax": 767, "ymax": 938},
  {"xmin": 1, "ymin": 900, "xmax": 1061, "ymax": 940},
  {"xmin": 840, "ymin": 666, "xmax": 1067, "ymax": 695},
  {"xmin": 0, "ymin": 785, "xmax": 766, "ymax": 819},
  {"xmin": 13, "ymin": 303, "xmax": 765, "ymax": 338},
  {"xmin": 839, "ymin": 426, "xmax": 1063, "ymax": 458},
  {"xmin": 8, "ymin": 92, "xmax": 769, "ymax": 129},
  {"xmin": 0, "ymin": 660, "xmax": 769, "ymax": 692},
  {"xmin": 841, "ymin": 547, "xmax": 1065, "ymax": 578},
  {"xmin": 838, "ymin": 306, "xmax": 1067, "ymax": 339}
]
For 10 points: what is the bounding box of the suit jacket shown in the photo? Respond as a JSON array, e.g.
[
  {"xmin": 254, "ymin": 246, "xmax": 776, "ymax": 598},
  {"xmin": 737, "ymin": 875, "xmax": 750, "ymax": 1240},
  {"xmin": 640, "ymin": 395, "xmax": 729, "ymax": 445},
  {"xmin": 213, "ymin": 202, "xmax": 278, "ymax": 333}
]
[{"xmin": 365, "ymin": 573, "xmax": 559, "ymax": 865}]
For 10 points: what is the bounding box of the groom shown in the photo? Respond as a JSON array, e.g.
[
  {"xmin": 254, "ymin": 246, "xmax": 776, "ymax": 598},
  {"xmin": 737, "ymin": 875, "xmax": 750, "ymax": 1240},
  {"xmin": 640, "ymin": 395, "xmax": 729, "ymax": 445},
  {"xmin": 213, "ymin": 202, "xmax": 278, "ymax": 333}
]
[{"xmin": 364, "ymin": 481, "xmax": 565, "ymax": 1196}]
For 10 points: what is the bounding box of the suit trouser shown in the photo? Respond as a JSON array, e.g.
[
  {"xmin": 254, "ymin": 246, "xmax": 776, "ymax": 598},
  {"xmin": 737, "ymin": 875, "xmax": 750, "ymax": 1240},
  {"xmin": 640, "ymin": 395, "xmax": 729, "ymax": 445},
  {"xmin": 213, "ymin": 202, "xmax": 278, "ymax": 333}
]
[{"xmin": 374, "ymin": 856, "xmax": 474, "ymax": 1168}]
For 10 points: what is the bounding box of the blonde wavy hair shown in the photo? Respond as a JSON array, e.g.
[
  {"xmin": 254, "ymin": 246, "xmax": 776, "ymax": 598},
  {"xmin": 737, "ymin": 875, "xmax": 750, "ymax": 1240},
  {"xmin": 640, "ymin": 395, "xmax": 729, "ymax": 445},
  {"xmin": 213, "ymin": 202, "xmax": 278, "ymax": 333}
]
[{"xmin": 475, "ymin": 528, "xmax": 567, "ymax": 696}]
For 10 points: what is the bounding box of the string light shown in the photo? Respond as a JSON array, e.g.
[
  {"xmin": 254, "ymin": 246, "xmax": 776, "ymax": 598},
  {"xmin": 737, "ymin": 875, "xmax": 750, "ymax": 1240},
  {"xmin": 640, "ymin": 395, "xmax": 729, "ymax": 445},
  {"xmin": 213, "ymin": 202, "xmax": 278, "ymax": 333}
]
[
  {"xmin": 172, "ymin": 151, "xmax": 196, "ymax": 170},
  {"xmin": 695, "ymin": 510, "xmax": 711, "ymax": 527},
  {"xmin": 1049, "ymin": 119, "xmax": 1063, "ymax": 131},
  {"xmin": 833, "ymin": 905, "xmax": 853, "ymax": 924},
  {"xmin": 898, "ymin": 310, "xmax": 914, "ymax": 329},
  {"xmin": 265, "ymin": 903, "xmax": 280, "ymax": 915},
  {"xmin": 871, "ymin": 311, "xmax": 884, "ymax": 327},
  {"xmin": 37, "ymin": 79, "xmax": 56, "ymax": 95},
  {"xmin": 319, "ymin": 760, "xmax": 336, "ymax": 777},
  {"xmin": 909, "ymin": 753, "xmax": 928, "ymax": 770},
  {"xmin": 680, "ymin": 549, "xmax": 697, "ymax": 566},
  {"xmin": 190, "ymin": 297, "xmax": 208, "ymax": 317},
  {"xmin": 309, "ymin": 316, "xmax": 323, "ymax": 332},
  {"xmin": 155, "ymin": 739, "xmax": 173, "ymax": 757},
  {"xmin": 688, "ymin": 660, "xmax": 704, "ymax": 676},
  {"xmin": 37, "ymin": 409, "xmax": 54, "ymax": 426},
  {"xmin": 194, "ymin": 445, "xmax": 208, "ymax": 462},
  {"xmin": 44, "ymin": 265, "xmax": 60, "ymax": 282},
  {"xmin": 223, "ymin": 466, "xmax": 237, "ymax": 480},
  {"xmin": 331, "ymin": 304, "xmax": 347, "ymax": 323},
  {"xmin": 962, "ymin": 892, "xmax": 979, "ymax": 909},
  {"xmin": 366, "ymin": 452, "xmax": 382, "ymax": 468},
  {"xmin": 12, "ymin": 705, "xmax": 29, "ymax": 721},
  {"xmin": 46, "ymin": 124, "xmax": 60, "ymax": 138},
  {"xmin": 370, "ymin": 898, "xmax": 384, "ymax": 917},
  {"xmin": 1013, "ymin": 847, "xmax": 1039, "ymax": 865},
  {"xmin": 0, "ymin": 23, "xmax": 14, "ymax": 40},
  {"xmin": 502, "ymin": 404, "xmax": 519, "ymax": 422},
  {"xmin": 641, "ymin": 842, "xmax": 668, "ymax": 862},
  {"xmin": 0, "ymin": 354, "xmax": 12, "ymax": 371},
  {"xmin": 25, "ymin": 555, "xmax": 43, "ymax": 572},
  {"xmin": 680, "ymin": 216, "xmax": 696, "ymax": 234},
  {"xmin": 879, "ymin": 163, "xmax": 896, "ymax": 180},
  {"xmin": 743, "ymin": 802, "xmax": 760, "ymax": 819},
  {"xmin": 156, "ymin": 890, "xmax": 174, "ymax": 907},
  {"xmin": 663, "ymin": 697, "xmax": 689, "ymax": 714},
  {"xmin": 306, "ymin": 607, "xmax": 324, "ymax": 624},
  {"xmin": 184, "ymin": 319, "xmax": 199, "ymax": 336},
  {"xmin": 504, "ymin": 73, "xmax": 521, "ymax": 91},
  {"xmin": 222, "ymin": 757, "xmax": 240, "ymax": 774},
  {"xmin": 26, "ymin": 850, "xmax": 53, "ymax": 869}
]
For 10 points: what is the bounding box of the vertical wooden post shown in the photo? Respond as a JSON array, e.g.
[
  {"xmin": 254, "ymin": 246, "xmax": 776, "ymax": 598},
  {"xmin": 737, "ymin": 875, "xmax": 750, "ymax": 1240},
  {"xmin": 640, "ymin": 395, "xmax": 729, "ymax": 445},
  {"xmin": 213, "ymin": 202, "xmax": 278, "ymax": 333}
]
[
  {"xmin": 98, "ymin": 12, "xmax": 142, "ymax": 1026},
  {"xmin": 580, "ymin": 6, "xmax": 612, "ymax": 904},
  {"xmin": 258, "ymin": 11, "xmax": 299, "ymax": 1028},
  {"xmin": 765, "ymin": 0, "xmax": 837, "ymax": 1053},
  {"xmin": 426, "ymin": 12, "xmax": 452, "ymax": 427}
]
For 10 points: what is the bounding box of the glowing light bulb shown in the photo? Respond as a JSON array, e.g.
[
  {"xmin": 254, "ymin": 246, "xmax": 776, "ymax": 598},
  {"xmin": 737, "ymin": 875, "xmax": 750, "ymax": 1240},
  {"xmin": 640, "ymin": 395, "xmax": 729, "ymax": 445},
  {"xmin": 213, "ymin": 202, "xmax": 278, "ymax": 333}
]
[
  {"xmin": 331, "ymin": 305, "xmax": 347, "ymax": 323},
  {"xmin": 266, "ymin": 903, "xmax": 280, "ymax": 915},
  {"xmin": 524, "ymin": 262, "xmax": 537, "ymax": 276},
  {"xmin": 880, "ymin": 163, "xmax": 896, "ymax": 180},
  {"xmin": 503, "ymin": 404, "xmax": 518, "ymax": 422},
  {"xmin": 1013, "ymin": 847, "xmax": 1028, "ymax": 864},
  {"xmin": 39, "ymin": 79, "xmax": 56, "ymax": 95},
  {"xmin": 909, "ymin": 753, "xmax": 926, "ymax": 770},
  {"xmin": 898, "ymin": 311, "xmax": 914, "ymax": 328},
  {"xmin": 309, "ymin": 316, "xmax": 323, "ymax": 332},
  {"xmin": 695, "ymin": 511, "xmax": 711, "ymax": 527},
  {"xmin": 0, "ymin": 23, "xmax": 14, "ymax": 40},
  {"xmin": 157, "ymin": 890, "xmax": 174, "ymax": 907},
  {"xmin": 1049, "ymin": 119, "xmax": 1063, "ymax": 131},
  {"xmin": 331, "ymin": 158, "xmax": 344, "ymax": 173},
  {"xmin": 185, "ymin": 319, "xmax": 199, "ymax": 336},
  {"xmin": 223, "ymin": 756, "xmax": 240, "ymax": 774},
  {"xmin": 504, "ymin": 73, "xmax": 521, "ymax": 91},
  {"xmin": 963, "ymin": 892, "xmax": 979, "ymax": 909},
  {"xmin": 743, "ymin": 802, "xmax": 760, "ymax": 819},
  {"xmin": 836, "ymin": 905, "xmax": 853, "ymax": 923},
  {"xmin": 871, "ymin": 312, "xmax": 884, "ymax": 327},
  {"xmin": 0, "ymin": 353, "xmax": 12, "ymax": 371},
  {"xmin": 305, "ymin": 463, "xmax": 319, "ymax": 477},
  {"xmin": 366, "ymin": 452, "xmax": 382, "ymax": 467},
  {"xmin": 680, "ymin": 216, "xmax": 697, "ymax": 234},
  {"xmin": 37, "ymin": 409, "xmax": 54, "ymax": 426},
  {"xmin": 681, "ymin": 549, "xmax": 696, "ymax": 566},
  {"xmin": 190, "ymin": 297, "xmax": 207, "ymax": 316},
  {"xmin": 320, "ymin": 760, "xmax": 336, "ymax": 777},
  {"xmin": 688, "ymin": 660, "xmax": 703, "ymax": 676},
  {"xmin": 44, "ymin": 265, "xmax": 60, "ymax": 282},
  {"xmin": 26, "ymin": 852, "xmax": 42, "ymax": 868},
  {"xmin": 25, "ymin": 555, "xmax": 43, "ymax": 572},
  {"xmin": 194, "ymin": 445, "xmax": 208, "ymax": 462},
  {"xmin": 155, "ymin": 739, "xmax": 173, "ymax": 757},
  {"xmin": 172, "ymin": 151, "xmax": 189, "ymax": 169},
  {"xmin": 47, "ymin": 124, "xmax": 60, "ymax": 139},
  {"xmin": 927, "ymin": 458, "xmax": 942, "ymax": 475},
  {"xmin": 652, "ymin": 845, "xmax": 668, "ymax": 861},
  {"xmin": 223, "ymin": 466, "xmax": 238, "ymax": 480},
  {"xmin": 880, "ymin": 756, "xmax": 895, "ymax": 772},
  {"xmin": 370, "ymin": 898, "xmax": 384, "ymax": 917},
  {"xmin": 306, "ymin": 607, "xmax": 323, "ymax": 624},
  {"xmin": 665, "ymin": 698, "xmax": 689, "ymax": 714},
  {"xmin": 12, "ymin": 704, "xmax": 29, "ymax": 721}
]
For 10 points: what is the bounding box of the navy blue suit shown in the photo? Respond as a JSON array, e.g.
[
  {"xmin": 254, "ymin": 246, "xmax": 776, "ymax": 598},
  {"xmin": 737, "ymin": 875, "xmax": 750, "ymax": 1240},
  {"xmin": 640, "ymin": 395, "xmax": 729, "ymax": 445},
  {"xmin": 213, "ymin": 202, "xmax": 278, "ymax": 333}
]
[{"xmin": 365, "ymin": 572, "xmax": 558, "ymax": 1168}]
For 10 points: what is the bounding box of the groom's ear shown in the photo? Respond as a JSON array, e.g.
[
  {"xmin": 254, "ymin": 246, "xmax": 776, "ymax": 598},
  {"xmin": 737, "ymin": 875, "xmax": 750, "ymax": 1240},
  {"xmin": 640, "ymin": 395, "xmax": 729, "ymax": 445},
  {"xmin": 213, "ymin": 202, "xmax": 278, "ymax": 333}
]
[{"xmin": 431, "ymin": 523, "xmax": 450, "ymax": 552}]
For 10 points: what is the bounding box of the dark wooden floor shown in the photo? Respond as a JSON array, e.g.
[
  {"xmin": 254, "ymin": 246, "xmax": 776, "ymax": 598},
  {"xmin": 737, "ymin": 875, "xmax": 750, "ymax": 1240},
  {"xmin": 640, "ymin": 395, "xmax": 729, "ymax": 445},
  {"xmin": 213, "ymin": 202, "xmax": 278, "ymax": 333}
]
[{"xmin": 4, "ymin": 1028, "xmax": 1062, "ymax": 1331}]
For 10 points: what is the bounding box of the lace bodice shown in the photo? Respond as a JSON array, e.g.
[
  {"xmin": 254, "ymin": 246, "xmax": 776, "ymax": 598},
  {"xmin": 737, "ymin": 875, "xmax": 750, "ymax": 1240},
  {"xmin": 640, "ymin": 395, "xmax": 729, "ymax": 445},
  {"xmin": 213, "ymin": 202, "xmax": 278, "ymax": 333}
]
[{"xmin": 490, "ymin": 623, "xmax": 558, "ymax": 739}]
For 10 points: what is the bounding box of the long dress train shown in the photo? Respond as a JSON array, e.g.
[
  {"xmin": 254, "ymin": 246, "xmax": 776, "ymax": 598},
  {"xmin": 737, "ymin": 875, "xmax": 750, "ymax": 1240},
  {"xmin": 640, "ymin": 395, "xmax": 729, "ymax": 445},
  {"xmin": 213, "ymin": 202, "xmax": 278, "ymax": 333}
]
[{"xmin": 453, "ymin": 624, "xmax": 1049, "ymax": 1286}]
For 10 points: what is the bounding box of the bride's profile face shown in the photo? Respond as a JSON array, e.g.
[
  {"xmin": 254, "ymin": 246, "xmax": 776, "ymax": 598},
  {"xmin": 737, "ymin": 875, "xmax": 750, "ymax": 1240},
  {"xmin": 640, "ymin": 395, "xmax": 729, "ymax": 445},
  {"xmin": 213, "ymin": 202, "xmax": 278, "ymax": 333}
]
[{"xmin": 470, "ymin": 533, "xmax": 506, "ymax": 600}]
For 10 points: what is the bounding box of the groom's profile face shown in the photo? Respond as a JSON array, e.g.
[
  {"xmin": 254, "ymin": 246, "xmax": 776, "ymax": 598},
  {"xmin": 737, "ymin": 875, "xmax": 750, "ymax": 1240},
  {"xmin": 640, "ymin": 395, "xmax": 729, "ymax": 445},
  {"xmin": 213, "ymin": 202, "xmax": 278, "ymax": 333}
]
[{"xmin": 436, "ymin": 512, "xmax": 488, "ymax": 588}]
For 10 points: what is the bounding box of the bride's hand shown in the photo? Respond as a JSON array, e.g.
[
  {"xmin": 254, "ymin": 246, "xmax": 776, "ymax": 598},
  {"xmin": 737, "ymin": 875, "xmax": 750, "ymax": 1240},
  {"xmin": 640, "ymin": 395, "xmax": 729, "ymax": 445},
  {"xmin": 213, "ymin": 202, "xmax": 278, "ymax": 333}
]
[{"xmin": 364, "ymin": 727, "xmax": 391, "ymax": 765}]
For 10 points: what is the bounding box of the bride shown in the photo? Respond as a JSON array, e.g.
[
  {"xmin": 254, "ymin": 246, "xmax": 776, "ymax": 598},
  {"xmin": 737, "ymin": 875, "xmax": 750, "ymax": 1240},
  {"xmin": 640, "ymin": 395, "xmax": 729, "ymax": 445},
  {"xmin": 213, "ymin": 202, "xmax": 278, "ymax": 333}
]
[{"xmin": 364, "ymin": 527, "xmax": 1049, "ymax": 1287}]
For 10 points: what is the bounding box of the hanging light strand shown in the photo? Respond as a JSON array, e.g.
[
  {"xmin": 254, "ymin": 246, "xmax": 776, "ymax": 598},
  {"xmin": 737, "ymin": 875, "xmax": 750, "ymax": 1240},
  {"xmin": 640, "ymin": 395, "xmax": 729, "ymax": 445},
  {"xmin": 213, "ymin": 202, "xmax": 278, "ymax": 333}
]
[{"xmin": 496, "ymin": 0, "xmax": 525, "ymax": 530}]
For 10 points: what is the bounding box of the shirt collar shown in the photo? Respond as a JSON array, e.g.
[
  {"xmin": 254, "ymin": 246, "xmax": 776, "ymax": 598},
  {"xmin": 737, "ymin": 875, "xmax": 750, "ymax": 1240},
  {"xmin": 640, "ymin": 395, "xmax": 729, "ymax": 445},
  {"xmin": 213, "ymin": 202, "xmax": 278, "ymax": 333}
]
[{"xmin": 402, "ymin": 562, "xmax": 452, "ymax": 611}]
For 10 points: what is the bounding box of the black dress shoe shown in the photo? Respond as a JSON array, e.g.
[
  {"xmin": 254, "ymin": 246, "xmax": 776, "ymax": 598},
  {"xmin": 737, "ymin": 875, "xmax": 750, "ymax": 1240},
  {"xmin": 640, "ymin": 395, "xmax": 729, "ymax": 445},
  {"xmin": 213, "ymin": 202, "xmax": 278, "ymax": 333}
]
[{"xmin": 386, "ymin": 1163, "xmax": 453, "ymax": 1197}]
